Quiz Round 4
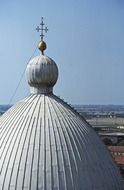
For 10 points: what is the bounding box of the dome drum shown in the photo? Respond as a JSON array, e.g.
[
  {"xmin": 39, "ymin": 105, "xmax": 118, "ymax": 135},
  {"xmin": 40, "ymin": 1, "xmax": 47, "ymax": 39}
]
[{"xmin": 30, "ymin": 85, "xmax": 53, "ymax": 94}]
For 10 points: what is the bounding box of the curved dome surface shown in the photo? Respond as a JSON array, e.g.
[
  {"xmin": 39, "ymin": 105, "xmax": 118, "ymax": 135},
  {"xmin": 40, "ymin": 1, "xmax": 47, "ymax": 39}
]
[
  {"xmin": 26, "ymin": 55, "xmax": 58, "ymax": 94},
  {"xmin": 0, "ymin": 94, "xmax": 123, "ymax": 190}
]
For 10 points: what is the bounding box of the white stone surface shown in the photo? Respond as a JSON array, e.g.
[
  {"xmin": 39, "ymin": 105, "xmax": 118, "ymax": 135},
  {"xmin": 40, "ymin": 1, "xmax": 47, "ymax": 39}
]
[
  {"xmin": 26, "ymin": 54, "xmax": 58, "ymax": 94},
  {"xmin": 0, "ymin": 94, "xmax": 123, "ymax": 190}
]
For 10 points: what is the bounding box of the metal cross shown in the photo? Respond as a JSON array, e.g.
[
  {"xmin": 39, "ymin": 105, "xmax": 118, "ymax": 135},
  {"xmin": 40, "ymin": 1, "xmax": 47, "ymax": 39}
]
[{"xmin": 36, "ymin": 17, "xmax": 48, "ymax": 41}]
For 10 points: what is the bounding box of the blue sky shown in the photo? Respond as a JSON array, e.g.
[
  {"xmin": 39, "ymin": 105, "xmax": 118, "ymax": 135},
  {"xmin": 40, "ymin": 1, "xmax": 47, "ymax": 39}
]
[{"xmin": 0, "ymin": 0, "xmax": 124, "ymax": 105}]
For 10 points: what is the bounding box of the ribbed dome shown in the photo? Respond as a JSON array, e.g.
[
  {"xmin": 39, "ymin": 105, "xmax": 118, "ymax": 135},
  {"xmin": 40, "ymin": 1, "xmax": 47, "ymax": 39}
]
[
  {"xmin": 0, "ymin": 18, "xmax": 123, "ymax": 189},
  {"xmin": 0, "ymin": 94, "xmax": 123, "ymax": 190},
  {"xmin": 26, "ymin": 54, "xmax": 58, "ymax": 94}
]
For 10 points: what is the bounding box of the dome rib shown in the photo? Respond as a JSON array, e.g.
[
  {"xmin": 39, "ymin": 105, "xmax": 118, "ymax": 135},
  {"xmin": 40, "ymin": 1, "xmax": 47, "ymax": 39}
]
[
  {"xmin": 0, "ymin": 95, "xmax": 35, "ymax": 134},
  {"xmin": 49, "ymin": 98, "xmax": 80, "ymax": 190},
  {"xmin": 20, "ymin": 96, "xmax": 41, "ymax": 190},
  {"xmin": 1, "ymin": 99, "xmax": 32, "ymax": 149},
  {"xmin": 47, "ymin": 97, "xmax": 67, "ymax": 190},
  {"xmin": 8, "ymin": 115, "xmax": 30, "ymax": 189},
  {"xmin": 1, "ymin": 96, "xmax": 39, "ymax": 190},
  {"xmin": 50, "ymin": 97, "xmax": 91, "ymax": 189},
  {"xmin": 0, "ymin": 95, "xmax": 36, "ymax": 172}
]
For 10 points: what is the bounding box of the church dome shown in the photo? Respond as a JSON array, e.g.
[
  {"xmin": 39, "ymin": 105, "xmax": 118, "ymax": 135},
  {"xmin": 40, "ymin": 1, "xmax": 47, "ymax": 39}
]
[
  {"xmin": 0, "ymin": 19, "xmax": 123, "ymax": 190},
  {"xmin": 0, "ymin": 94, "xmax": 123, "ymax": 190}
]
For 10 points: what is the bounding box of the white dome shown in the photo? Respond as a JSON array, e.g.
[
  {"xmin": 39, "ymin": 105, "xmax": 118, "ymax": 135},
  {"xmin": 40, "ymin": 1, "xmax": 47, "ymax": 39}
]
[
  {"xmin": 0, "ymin": 23, "xmax": 123, "ymax": 189},
  {"xmin": 26, "ymin": 54, "xmax": 58, "ymax": 94},
  {"xmin": 0, "ymin": 94, "xmax": 123, "ymax": 190}
]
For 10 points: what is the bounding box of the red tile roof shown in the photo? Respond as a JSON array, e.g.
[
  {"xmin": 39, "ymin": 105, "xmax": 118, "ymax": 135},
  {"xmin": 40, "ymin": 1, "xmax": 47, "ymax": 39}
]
[
  {"xmin": 108, "ymin": 146, "xmax": 124, "ymax": 153},
  {"xmin": 114, "ymin": 156, "xmax": 124, "ymax": 165},
  {"xmin": 107, "ymin": 146, "xmax": 124, "ymax": 165}
]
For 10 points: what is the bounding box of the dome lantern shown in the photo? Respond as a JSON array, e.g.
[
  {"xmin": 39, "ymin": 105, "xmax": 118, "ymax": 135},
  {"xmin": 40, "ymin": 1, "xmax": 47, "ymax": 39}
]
[
  {"xmin": 26, "ymin": 18, "xmax": 58, "ymax": 94},
  {"xmin": 26, "ymin": 55, "xmax": 58, "ymax": 94}
]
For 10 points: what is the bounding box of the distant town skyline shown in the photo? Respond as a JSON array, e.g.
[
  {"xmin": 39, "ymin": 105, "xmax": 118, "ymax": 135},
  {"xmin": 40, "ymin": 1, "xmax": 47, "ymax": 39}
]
[{"xmin": 0, "ymin": 0, "xmax": 124, "ymax": 105}]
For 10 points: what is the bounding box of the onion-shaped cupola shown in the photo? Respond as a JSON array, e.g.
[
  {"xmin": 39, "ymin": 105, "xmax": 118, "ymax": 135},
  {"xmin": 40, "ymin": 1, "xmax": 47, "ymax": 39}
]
[{"xmin": 26, "ymin": 17, "xmax": 58, "ymax": 94}]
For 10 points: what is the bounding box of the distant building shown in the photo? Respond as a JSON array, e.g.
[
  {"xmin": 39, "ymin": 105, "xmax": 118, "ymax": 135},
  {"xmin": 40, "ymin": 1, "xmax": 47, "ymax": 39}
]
[
  {"xmin": 100, "ymin": 132, "xmax": 124, "ymax": 145},
  {"xmin": 108, "ymin": 146, "xmax": 124, "ymax": 179}
]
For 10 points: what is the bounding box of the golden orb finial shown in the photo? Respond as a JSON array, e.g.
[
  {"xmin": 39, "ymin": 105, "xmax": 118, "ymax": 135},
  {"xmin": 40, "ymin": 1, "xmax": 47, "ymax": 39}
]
[{"xmin": 38, "ymin": 41, "xmax": 47, "ymax": 54}]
